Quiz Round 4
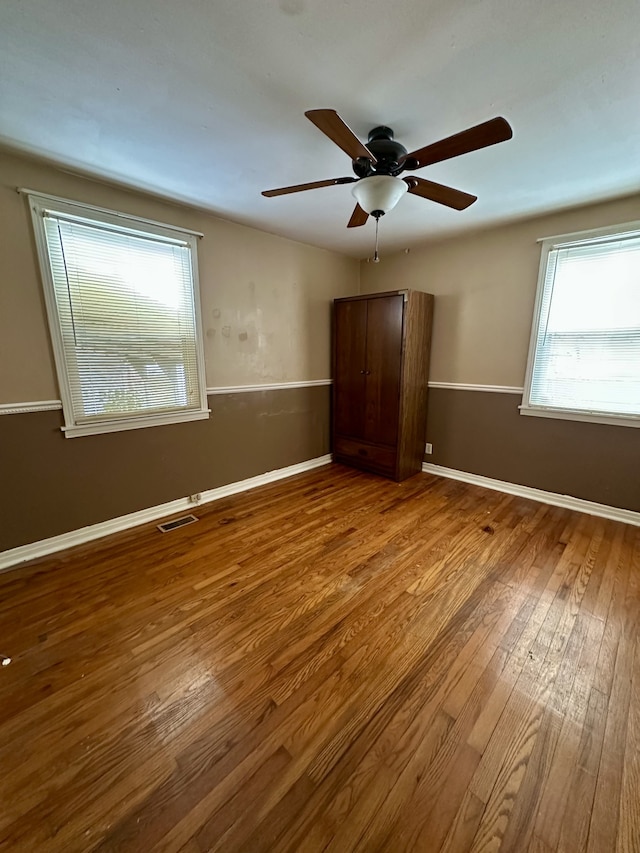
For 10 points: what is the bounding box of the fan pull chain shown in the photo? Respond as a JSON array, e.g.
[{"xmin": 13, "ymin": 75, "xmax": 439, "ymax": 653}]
[{"xmin": 373, "ymin": 216, "xmax": 380, "ymax": 263}]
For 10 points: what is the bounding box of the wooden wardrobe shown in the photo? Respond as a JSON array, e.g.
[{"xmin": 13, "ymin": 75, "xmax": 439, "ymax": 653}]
[{"xmin": 332, "ymin": 289, "xmax": 433, "ymax": 482}]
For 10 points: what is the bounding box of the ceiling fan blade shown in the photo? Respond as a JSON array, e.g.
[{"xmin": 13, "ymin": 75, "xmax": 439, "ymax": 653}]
[
  {"xmin": 347, "ymin": 203, "xmax": 369, "ymax": 228},
  {"xmin": 262, "ymin": 177, "xmax": 357, "ymax": 197},
  {"xmin": 305, "ymin": 109, "xmax": 377, "ymax": 164},
  {"xmin": 404, "ymin": 177, "xmax": 477, "ymax": 210},
  {"xmin": 402, "ymin": 117, "xmax": 512, "ymax": 169}
]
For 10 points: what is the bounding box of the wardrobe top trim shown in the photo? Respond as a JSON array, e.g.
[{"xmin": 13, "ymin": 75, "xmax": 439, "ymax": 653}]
[{"xmin": 334, "ymin": 290, "xmax": 409, "ymax": 304}]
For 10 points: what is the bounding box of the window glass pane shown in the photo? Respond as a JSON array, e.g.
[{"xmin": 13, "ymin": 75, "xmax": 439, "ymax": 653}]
[
  {"xmin": 529, "ymin": 232, "xmax": 640, "ymax": 417},
  {"xmin": 41, "ymin": 210, "xmax": 204, "ymax": 425}
]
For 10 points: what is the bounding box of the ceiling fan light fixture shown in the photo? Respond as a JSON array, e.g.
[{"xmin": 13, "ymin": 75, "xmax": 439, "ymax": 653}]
[{"xmin": 351, "ymin": 175, "xmax": 408, "ymax": 217}]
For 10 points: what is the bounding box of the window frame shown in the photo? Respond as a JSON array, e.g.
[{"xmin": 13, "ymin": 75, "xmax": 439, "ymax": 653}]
[
  {"xmin": 520, "ymin": 220, "xmax": 640, "ymax": 430},
  {"xmin": 26, "ymin": 190, "xmax": 210, "ymax": 438}
]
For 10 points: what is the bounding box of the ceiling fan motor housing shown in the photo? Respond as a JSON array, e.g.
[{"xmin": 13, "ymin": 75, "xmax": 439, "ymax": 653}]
[{"xmin": 352, "ymin": 126, "xmax": 415, "ymax": 177}]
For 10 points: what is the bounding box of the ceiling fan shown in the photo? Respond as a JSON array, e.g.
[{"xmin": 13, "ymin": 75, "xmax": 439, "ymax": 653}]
[{"xmin": 262, "ymin": 109, "xmax": 513, "ymax": 229}]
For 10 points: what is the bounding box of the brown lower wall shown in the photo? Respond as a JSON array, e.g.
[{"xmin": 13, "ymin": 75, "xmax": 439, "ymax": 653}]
[
  {"xmin": 0, "ymin": 385, "xmax": 330, "ymax": 551},
  {"xmin": 425, "ymin": 388, "xmax": 640, "ymax": 513},
  {"xmin": 4, "ymin": 384, "xmax": 636, "ymax": 553}
]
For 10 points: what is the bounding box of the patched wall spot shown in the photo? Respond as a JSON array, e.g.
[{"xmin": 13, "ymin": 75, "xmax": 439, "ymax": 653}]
[{"xmin": 279, "ymin": 0, "xmax": 304, "ymax": 15}]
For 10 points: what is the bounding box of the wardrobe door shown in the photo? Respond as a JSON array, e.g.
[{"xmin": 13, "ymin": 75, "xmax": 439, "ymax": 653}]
[
  {"xmin": 334, "ymin": 299, "xmax": 368, "ymax": 439},
  {"xmin": 363, "ymin": 294, "xmax": 404, "ymax": 447}
]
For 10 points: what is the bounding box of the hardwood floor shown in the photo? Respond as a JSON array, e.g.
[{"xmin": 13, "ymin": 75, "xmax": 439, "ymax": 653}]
[{"xmin": 0, "ymin": 464, "xmax": 638, "ymax": 852}]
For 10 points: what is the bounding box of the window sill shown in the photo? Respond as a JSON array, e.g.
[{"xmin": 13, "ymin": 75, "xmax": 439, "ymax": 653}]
[
  {"xmin": 61, "ymin": 408, "xmax": 211, "ymax": 438},
  {"xmin": 519, "ymin": 404, "xmax": 640, "ymax": 429}
]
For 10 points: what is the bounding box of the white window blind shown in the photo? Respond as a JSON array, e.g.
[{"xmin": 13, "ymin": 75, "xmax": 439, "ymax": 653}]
[
  {"xmin": 522, "ymin": 224, "xmax": 640, "ymax": 426},
  {"xmin": 28, "ymin": 193, "xmax": 209, "ymax": 437}
]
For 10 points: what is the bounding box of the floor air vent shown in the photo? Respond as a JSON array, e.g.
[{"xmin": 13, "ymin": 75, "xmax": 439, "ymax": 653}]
[{"xmin": 157, "ymin": 514, "xmax": 199, "ymax": 533}]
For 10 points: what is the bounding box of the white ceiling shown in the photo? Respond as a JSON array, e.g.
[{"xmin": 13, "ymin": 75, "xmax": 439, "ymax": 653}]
[{"xmin": 1, "ymin": 0, "xmax": 639, "ymax": 258}]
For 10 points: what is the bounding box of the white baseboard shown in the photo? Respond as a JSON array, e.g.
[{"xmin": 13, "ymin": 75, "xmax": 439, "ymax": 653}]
[
  {"xmin": 422, "ymin": 463, "xmax": 640, "ymax": 527},
  {"xmin": 0, "ymin": 454, "xmax": 332, "ymax": 572}
]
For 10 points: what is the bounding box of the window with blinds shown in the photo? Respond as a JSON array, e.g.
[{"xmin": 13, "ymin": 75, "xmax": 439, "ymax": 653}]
[
  {"xmin": 522, "ymin": 222, "xmax": 640, "ymax": 427},
  {"xmin": 28, "ymin": 192, "xmax": 209, "ymax": 437}
]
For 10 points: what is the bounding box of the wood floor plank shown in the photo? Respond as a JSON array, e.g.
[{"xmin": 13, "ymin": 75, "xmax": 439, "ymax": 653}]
[
  {"xmin": 616, "ymin": 629, "xmax": 640, "ymax": 853},
  {"xmin": 440, "ymin": 790, "xmax": 486, "ymax": 853},
  {"xmin": 0, "ymin": 464, "xmax": 638, "ymax": 852},
  {"xmin": 556, "ymin": 687, "xmax": 609, "ymax": 853},
  {"xmin": 587, "ymin": 525, "xmax": 638, "ymax": 853}
]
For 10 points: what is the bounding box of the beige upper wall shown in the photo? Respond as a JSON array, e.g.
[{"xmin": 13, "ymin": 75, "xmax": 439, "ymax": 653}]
[
  {"xmin": 360, "ymin": 194, "xmax": 640, "ymax": 387},
  {"xmin": 0, "ymin": 150, "xmax": 359, "ymax": 403}
]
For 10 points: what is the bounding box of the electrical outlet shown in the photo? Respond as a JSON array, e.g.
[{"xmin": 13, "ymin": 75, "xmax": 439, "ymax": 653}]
[{"xmin": 425, "ymin": 443, "xmax": 433, "ymax": 455}]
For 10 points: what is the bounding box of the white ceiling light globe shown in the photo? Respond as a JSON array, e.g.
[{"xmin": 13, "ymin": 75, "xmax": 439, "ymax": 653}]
[{"xmin": 351, "ymin": 175, "xmax": 408, "ymax": 216}]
